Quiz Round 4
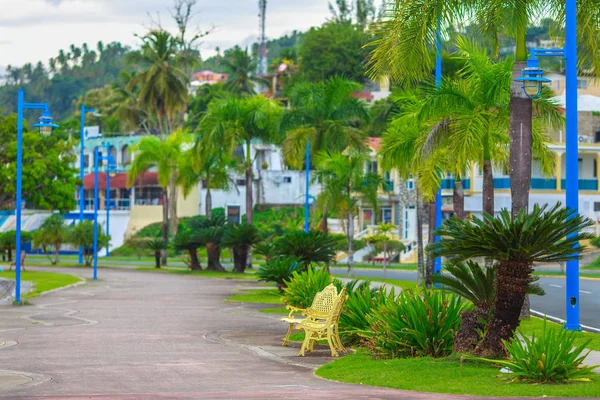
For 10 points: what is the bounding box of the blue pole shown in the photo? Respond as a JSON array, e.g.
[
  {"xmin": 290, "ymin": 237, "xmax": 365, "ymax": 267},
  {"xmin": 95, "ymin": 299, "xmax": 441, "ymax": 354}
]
[
  {"xmin": 304, "ymin": 140, "xmax": 310, "ymax": 233},
  {"xmin": 564, "ymin": 0, "xmax": 580, "ymax": 331},
  {"xmin": 105, "ymin": 144, "xmax": 110, "ymax": 257},
  {"xmin": 15, "ymin": 90, "xmax": 24, "ymax": 303},
  {"xmin": 433, "ymin": 19, "xmax": 443, "ymax": 275},
  {"xmin": 78, "ymin": 104, "xmax": 85, "ymax": 264},
  {"xmin": 93, "ymin": 147, "xmax": 99, "ymax": 280}
]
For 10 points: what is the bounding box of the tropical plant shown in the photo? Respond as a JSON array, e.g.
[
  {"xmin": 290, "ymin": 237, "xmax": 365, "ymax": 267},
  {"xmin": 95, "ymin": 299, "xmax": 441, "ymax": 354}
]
[
  {"xmin": 375, "ymin": 222, "xmax": 397, "ymax": 270},
  {"xmin": 222, "ymin": 223, "xmax": 261, "ymax": 273},
  {"xmin": 146, "ymin": 238, "xmax": 169, "ymax": 269},
  {"xmin": 367, "ymin": 289, "xmax": 468, "ymax": 358},
  {"xmin": 398, "ymin": 39, "xmax": 561, "ymax": 217},
  {"xmin": 429, "ymin": 204, "xmax": 594, "ymax": 355},
  {"xmin": 172, "ymin": 228, "xmax": 201, "ymax": 270},
  {"xmin": 367, "ymin": 0, "xmax": 600, "ymax": 216},
  {"xmin": 69, "ymin": 221, "xmax": 110, "ymax": 267},
  {"xmin": 283, "ymin": 267, "xmax": 336, "ymax": 308},
  {"xmin": 256, "ymin": 256, "xmax": 301, "ymax": 292},
  {"xmin": 337, "ymin": 283, "xmax": 387, "ymax": 345},
  {"xmin": 315, "ymin": 150, "xmax": 383, "ymax": 272},
  {"xmin": 274, "ymin": 230, "xmax": 338, "ymax": 271},
  {"xmin": 127, "ymin": 129, "xmax": 190, "ymax": 263},
  {"xmin": 0, "ymin": 231, "xmax": 33, "ymax": 263},
  {"xmin": 201, "ymin": 95, "xmax": 282, "ymax": 225},
  {"xmin": 222, "ymin": 47, "xmax": 267, "ymax": 95},
  {"xmin": 189, "ymin": 215, "xmax": 227, "ymax": 272},
  {"xmin": 474, "ymin": 320, "xmax": 597, "ymax": 383},
  {"xmin": 126, "ymin": 29, "xmax": 194, "ymax": 136},
  {"xmin": 253, "ymin": 242, "xmax": 277, "ymax": 262},
  {"xmin": 32, "ymin": 214, "xmax": 69, "ymax": 265},
  {"xmin": 123, "ymin": 236, "xmax": 147, "ymax": 260}
]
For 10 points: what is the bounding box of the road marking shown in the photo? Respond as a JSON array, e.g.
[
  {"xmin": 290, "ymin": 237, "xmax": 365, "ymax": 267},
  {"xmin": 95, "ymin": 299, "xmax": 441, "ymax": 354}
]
[
  {"xmin": 580, "ymin": 290, "xmax": 592, "ymax": 294},
  {"xmin": 549, "ymin": 284, "xmax": 562, "ymax": 288}
]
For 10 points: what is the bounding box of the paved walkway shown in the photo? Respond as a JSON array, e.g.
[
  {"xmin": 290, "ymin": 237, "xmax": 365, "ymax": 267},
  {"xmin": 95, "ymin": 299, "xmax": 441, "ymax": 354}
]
[{"xmin": 0, "ymin": 267, "xmax": 593, "ymax": 399}]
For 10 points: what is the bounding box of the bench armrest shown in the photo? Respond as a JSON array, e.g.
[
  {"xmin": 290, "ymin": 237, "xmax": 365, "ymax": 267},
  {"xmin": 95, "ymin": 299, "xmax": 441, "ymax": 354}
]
[{"xmin": 285, "ymin": 305, "xmax": 306, "ymax": 318}]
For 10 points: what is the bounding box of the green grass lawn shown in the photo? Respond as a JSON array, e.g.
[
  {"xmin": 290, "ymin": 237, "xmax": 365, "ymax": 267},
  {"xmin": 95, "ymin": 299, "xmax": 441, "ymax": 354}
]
[
  {"xmin": 259, "ymin": 306, "xmax": 288, "ymax": 314},
  {"xmin": 519, "ymin": 317, "xmax": 600, "ymax": 351},
  {"xmin": 226, "ymin": 288, "xmax": 283, "ymax": 304},
  {"xmin": 135, "ymin": 266, "xmax": 259, "ymax": 281},
  {"xmin": 316, "ymin": 349, "xmax": 600, "ymax": 397},
  {"xmin": 0, "ymin": 270, "xmax": 82, "ymax": 300}
]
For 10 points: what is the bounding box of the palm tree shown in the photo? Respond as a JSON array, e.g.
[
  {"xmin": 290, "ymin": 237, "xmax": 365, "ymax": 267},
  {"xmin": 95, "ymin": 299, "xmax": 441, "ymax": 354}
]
[
  {"xmin": 367, "ymin": 1, "xmax": 600, "ymax": 216},
  {"xmin": 127, "ymin": 130, "xmax": 190, "ymax": 264},
  {"xmin": 126, "ymin": 30, "xmax": 194, "ymax": 136},
  {"xmin": 314, "ymin": 150, "xmax": 383, "ymax": 273},
  {"xmin": 146, "ymin": 238, "xmax": 168, "ymax": 269},
  {"xmin": 222, "ymin": 223, "xmax": 262, "ymax": 273},
  {"xmin": 402, "ymin": 39, "xmax": 562, "ymax": 217},
  {"xmin": 274, "ymin": 230, "xmax": 338, "ymax": 271},
  {"xmin": 201, "ymin": 95, "xmax": 282, "ymax": 224},
  {"xmin": 33, "ymin": 214, "xmax": 69, "ymax": 265},
  {"xmin": 281, "ymin": 77, "xmax": 370, "ymax": 232},
  {"xmin": 429, "ymin": 204, "xmax": 593, "ymax": 355},
  {"xmin": 173, "ymin": 229, "xmax": 201, "ymax": 270},
  {"xmin": 222, "ymin": 47, "xmax": 267, "ymax": 95},
  {"xmin": 189, "ymin": 215, "xmax": 227, "ymax": 272}
]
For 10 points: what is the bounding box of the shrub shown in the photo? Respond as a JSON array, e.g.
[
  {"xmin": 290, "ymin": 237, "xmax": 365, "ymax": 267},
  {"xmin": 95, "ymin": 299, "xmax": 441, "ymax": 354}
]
[
  {"xmin": 222, "ymin": 223, "xmax": 261, "ymax": 273},
  {"xmin": 253, "ymin": 242, "xmax": 277, "ymax": 261},
  {"xmin": 274, "ymin": 230, "xmax": 337, "ymax": 270},
  {"xmin": 337, "ymin": 283, "xmax": 389, "ymax": 345},
  {"xmin": 590, "ymin": 236, "xmax": 600, "ymax": 248},
  {"xmin": 283, "ymin": 267, "xmax": 336, "ymax": 308},
  {"xmin": 256, "ymin": 256, "xmax": 301, "ymax": 292},
  {"xmin": 367, "ymin": 290, "xmax": 468, "ymax": 358},
  {"xmin": 474, "ymin": 320, "xmax": 598, "ymax": 383}
]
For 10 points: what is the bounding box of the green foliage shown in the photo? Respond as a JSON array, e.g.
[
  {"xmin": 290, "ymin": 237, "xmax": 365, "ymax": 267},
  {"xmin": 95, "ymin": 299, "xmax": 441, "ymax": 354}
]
[
  {"xmin": 298, "ymin": 22, "xmax": 366, "ymax": 83},
  {"xmin": 222, "ymin": 47, "xmax": 267, "ymax": 95},
  {"xmin": 253, "ymin": 242, "xmax": 277, "ymax": 261},
  {"xmin": 337, "ymin": 283, "xmax": 387, "ymax": 345},
  {"xmin": 256, "ymin": 256, "xmax": 301, "ymax": 292},
  {"xmin": 367, "ymin": 290, "xmax": 468, "ymax": 358},
  {"xmin": 474, "ymin": 320, "xmax": 598, "ymax": 383},
  {"xmin": 429, "ymin": 204, "xmax": 595, "ymax": 265},
  {"xmin": 274, "ymin": 230, "xmax": 337, "ymax": 270},
  {"xmin": 283, "ymin": 267, "xmax": 336, "ymax": 308},
  {"xmin": 222, "ymin": 223, "xmax": 261, "ymax": 273},
  {"xmin": 590, "ymin": 236, "xmax": 600, "ymax": 248},
  {"xmin": 69, "ymin": 221, "xmax": 110, "ymax": 267},
  {"xmin": 0, "ymin": 113, "xmax": 78, "ymax": 212},
  {"xmin": 32, "ymin": 214, "xmax": 69, "ymax": 265}
]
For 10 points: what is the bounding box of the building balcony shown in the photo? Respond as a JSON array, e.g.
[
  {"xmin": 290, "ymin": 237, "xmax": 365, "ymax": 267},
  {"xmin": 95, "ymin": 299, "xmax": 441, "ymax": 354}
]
[
  {"xmin": 441, "ymin": 178, "xmax": 471, "ymax": 190},
  {"xmin": 561, "ymin": 179, "xmax": 598, "ymax": 191}
]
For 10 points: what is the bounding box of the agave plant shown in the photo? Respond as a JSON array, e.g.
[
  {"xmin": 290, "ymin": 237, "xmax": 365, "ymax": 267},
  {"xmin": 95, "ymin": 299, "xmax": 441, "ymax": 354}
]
[
  {"xmin": 274, "ymin": 230, "xmax": 337, "ymax": 271},
  {"xmin": 256, "ymin": 256, "xmax": 301, "ymax": 292},
  {"xmin": 429, "ymin": 204, "xmax": 594, "ymax": 355},
  {"xmin": 146, "ymin": 238, "xmax": 168, "ymax": 269},
  {"xmin": 222, "ymin": 223, "xmax": 261, "ymax": 273}
]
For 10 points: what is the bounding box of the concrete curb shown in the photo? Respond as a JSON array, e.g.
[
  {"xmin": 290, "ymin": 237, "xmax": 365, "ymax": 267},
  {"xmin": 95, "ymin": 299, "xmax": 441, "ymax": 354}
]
[{"xmin": 530, "ymin": 309, "xmax": 600, "ymax": 333}]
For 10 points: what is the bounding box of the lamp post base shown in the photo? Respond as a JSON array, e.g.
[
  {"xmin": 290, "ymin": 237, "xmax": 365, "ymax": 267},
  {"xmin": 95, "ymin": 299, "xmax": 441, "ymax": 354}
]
[{"xmin": 564, "ymin": 323, "xmax": 582, "ymax": 331}]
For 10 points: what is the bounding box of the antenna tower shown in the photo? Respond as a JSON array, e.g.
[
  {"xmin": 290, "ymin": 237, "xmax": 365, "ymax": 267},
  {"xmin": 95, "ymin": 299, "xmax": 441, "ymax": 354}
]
[{"xmin": 258, "ymin": 0, "xmax": 267, "ymax": 75}]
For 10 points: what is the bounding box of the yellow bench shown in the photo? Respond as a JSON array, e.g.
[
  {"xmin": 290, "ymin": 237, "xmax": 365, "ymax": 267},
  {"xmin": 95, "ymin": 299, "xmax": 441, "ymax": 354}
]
[{"xmin": 280, "ymin": 283, "xmax": 347, "ymax": 357}]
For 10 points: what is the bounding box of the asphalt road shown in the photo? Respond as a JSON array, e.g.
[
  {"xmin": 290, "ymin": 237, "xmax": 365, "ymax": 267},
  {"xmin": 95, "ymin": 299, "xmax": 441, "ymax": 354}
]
[{"xmin": 330, "ymin": 267, "xmax": 600, "ymax": 330}]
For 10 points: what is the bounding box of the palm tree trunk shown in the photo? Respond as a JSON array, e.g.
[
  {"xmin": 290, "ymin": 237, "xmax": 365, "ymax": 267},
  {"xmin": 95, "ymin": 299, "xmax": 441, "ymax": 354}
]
[
  {"xmin": 206, "ymin": 243, "xmax": 225, "ymax": 272},
  {"xmin": 383, "ymin": 241, "xmax": 388, "ymax": 274},
  {"xmin": 480, "ymin": 260, "xmax": 532, "ymax": 356},
  {"xmin": 161, "ymin": 190, "xmax": 168, "ymax": 266},
  {"xmin": 206, "ymin": 187, "xmax": 212, "ymax": 219},
  {"xmin": 509, "ymin": 29, "xmax": 533, "ymax": 219},
  {"xmin": 453, "ymin": 180, "xmax": 465, "ymax": 219},
  {"xmin": 245, "ymin": 140, "xmax": 253, "ymax": 224},
  {"xmin": 233, "ymin": 246, "xmax": 248, "ymax": 273},
  {"xmin": 483, "ymin": 135, "xmax": 494, "ymax": 217},
  {"xmin": 322, "ymin": 206, "xmax": 329, "ymax": 234},
  {"xmin": 416, "ymin": 189, "xmax": 425, "ymax": 287},
  {"xmin": 188, "ymin": 249, "xmax": 201, "ymax": 270},
  {"xmin": 426, "ymin": 201, "xmax": 436, "ymax": 288},
  {"xmin": 169, "ymin": 173, "xmax": 178, "ymax": 236},
  {"xmin": 347, "ymin": 208, "xmax": 354, "ymax": 274},
  {"xmin": 154, "ymin": 250, "xmax": 161, "ymax": 269}
]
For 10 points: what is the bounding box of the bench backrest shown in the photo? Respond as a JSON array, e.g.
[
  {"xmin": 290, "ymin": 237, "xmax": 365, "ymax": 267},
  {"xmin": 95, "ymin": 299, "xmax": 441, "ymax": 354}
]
[
  {"xmin": 327, "ymin": 286, "xmax": 347, "ymax": 325},
  {"xmin": 306, "ymin": 284, "xmax": 338, "ymax": 319}
]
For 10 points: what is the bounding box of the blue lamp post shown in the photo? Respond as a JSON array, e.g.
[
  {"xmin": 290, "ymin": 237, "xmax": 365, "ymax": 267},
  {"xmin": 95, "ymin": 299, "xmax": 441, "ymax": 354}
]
[
  {"xmin": 515, "ymin": 0, "xmax": 579, "ymax": 330},
  {"xmin": 78, "ymin": 104, "xmax": 96, "ymax": 265},
  {"xmin": 103, "ymin": 142, "xmax": 118, "ymax": 257},
  {"xmin": 433, "ymin": 20, "xmax": 443, "ymax": 276},
  {"xmin": 304, "ymin": 139, "xmax": 310, "ymax": 233},
  {"xmin": 92, "ymin": 147, "xmax": 116, "ymax": 279},
  {"xmin": 15, "ymin": 89, "xmax": 58, "ymax": 303}
]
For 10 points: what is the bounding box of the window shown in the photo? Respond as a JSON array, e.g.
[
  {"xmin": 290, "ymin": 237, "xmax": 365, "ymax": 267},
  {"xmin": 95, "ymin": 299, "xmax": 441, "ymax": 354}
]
[
  {"xmin": 283, "ymin": 176, "xmax": 292, "ymax": 183},
  {"xmin": 595, "ymin": 202, "xmax": 600, "ymax": 212},
  {"xmin": 367, "ymin": 160, "xmax": 378, "ymax": 174},
  {"xmin": 236, "ymin": 179, "xmax": 246, "ymax": 186},
  {"xmin": 578, "ymin": 79, "xmax": 588, "ymax": 89}
]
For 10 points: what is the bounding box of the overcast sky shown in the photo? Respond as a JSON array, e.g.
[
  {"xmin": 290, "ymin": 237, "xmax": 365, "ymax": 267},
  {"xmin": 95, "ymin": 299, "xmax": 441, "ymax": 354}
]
[{"xmin": 0, "ymin": 0, "xmax": 331, "ymax": 68}]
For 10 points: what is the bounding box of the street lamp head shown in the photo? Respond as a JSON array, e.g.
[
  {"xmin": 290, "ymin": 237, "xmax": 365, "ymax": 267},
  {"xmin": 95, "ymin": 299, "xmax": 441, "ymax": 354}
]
[
  {"xmin": 107, "ymin": 164, "xmax": 118, "ymax": 178},
  {"xmin": 33, "ymin": 110, "xmax": 59, "ymax": 139},
  {"xmin": 515, "ymin": 57, "xmax": 551, "ymax": 99}
]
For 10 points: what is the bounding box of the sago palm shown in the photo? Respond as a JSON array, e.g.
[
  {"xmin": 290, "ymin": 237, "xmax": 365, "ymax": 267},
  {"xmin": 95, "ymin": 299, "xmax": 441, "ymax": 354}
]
[
  {"xmin": 368, "ymin": 0, "xmax": 600, "ymax": 216},
  {"xmin": 222, "ymin": 223, "xmax": 262, "ymax": 273},
  {"xmin": 189, "ymin": 215, "xmax": 227, "ymax": 272},
  {"xmin": 428, "ymin": 203, "xmax": 594, "ymax": 355},
  {"xmin": 274, "ymin": 230, "xmax": 338, "ymax": 271},
  {"xmin": 201, "ymin": 95, "xmax": 282, "ymax": 224}
]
